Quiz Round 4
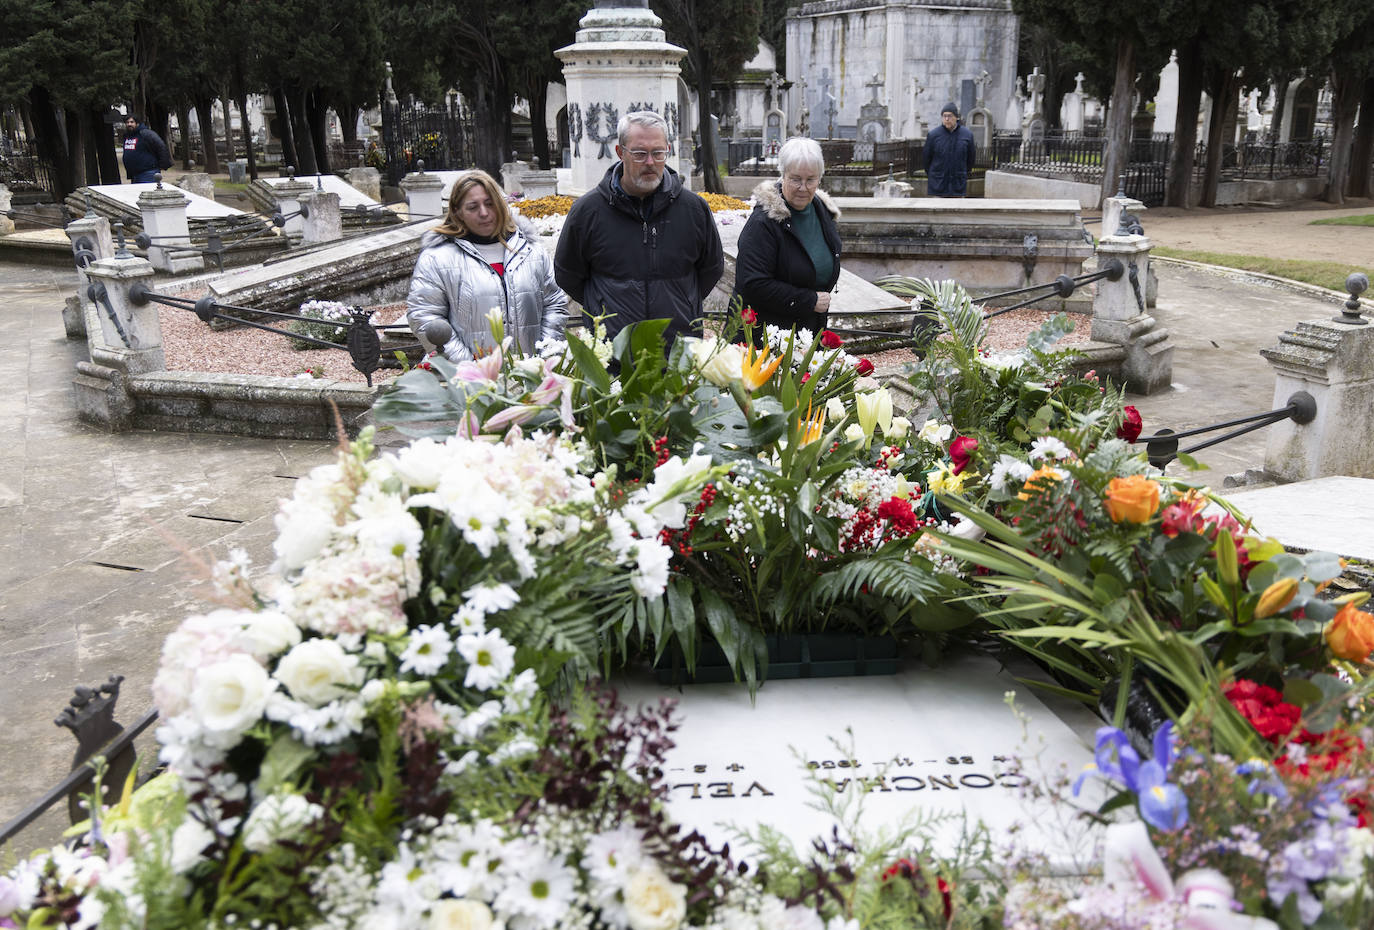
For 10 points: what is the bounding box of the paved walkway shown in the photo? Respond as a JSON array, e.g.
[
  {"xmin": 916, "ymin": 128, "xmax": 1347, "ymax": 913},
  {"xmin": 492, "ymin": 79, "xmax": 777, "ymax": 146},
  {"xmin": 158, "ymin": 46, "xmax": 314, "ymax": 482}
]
[{"xmin": 0, "ymin": 202, "xmax": 1368, "ymax": 852}]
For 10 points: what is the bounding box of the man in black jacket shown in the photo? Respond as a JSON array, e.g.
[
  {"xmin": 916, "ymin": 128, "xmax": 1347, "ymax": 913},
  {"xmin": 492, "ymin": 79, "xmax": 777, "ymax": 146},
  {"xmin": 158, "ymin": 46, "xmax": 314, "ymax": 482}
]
[
  {"xmin": 554, "ymin": 111, "xmax": 723, "ymax": 346},
  {"xmin": 923, "ymin": 103, "xmax": 977, "ymax": 198},
  {"xmin": 121, "ymin": 114, "xmax": 172, "ymax": 183}
]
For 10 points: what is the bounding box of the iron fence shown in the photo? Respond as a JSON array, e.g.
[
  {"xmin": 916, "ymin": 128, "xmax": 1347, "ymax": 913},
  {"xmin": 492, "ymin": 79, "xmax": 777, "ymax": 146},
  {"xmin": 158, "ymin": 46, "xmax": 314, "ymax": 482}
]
[
  {"xmin": 379, "ymin": 98, "xmax": 477, "ymax": 186},
  {"xmin": 0, "ymin": 137, "xmax": 58, "ymax": 195}
]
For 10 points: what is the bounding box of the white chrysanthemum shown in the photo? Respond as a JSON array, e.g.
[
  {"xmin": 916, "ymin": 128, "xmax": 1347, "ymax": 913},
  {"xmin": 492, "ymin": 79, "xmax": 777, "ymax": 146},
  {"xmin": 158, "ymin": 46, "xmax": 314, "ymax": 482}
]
[
  {"xmin": 989, "ymin": 457, "xmax": 1036, "ymax": 493},
  {"xmin": 493, "ymin": 839, "xmax": 578, "ymax": 926},
  {"xmin": 457, "ymin": 630, "xmax": 516, "ymax": 691},
  {"xmin": 464, "ymin": 582, "xmax": 521, "ymax": 615},
  {"xmin": 1029, "ymin": 436, "xmax": 1072, "ymax": 461},
  {"xmin": 630, "ymin": 538, "xmax": 672, "ymax": 598},
  {"xmin": 502, "ymin": 669, "xmax": 539, "ymax": 714},
  {"xmin": 451, "ymin": 605, "xmax": 487, "ymax": 635},
  {"xmin": 401, "ymin": 624, "xmax": 455, "ymax": 676},
  {"xmin": 584, "ymin": 825, "xmax": 647, "ymax": 927}
]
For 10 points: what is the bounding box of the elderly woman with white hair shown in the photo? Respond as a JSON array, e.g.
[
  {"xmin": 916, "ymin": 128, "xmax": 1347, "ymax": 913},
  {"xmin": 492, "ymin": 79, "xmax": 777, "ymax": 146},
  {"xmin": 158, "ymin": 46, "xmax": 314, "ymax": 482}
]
[{"xmin": 730, "ymin": 136, "xmax": 842, "ymax": 345}]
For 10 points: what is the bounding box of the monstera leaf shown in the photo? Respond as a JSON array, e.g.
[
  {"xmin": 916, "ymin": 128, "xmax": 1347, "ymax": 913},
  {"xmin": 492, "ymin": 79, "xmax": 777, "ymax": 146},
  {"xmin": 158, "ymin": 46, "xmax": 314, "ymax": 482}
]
[{"xmin": 671, "ymin": 386, "xmax": 787, "ymax": 462}]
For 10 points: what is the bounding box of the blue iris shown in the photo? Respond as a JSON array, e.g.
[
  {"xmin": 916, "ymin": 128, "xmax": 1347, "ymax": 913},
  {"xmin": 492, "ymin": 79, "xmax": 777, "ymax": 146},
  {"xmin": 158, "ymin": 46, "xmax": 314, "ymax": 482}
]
[{"xmin": 1074, "ymin": 721, "xmax": 1189, "ymax": 831}]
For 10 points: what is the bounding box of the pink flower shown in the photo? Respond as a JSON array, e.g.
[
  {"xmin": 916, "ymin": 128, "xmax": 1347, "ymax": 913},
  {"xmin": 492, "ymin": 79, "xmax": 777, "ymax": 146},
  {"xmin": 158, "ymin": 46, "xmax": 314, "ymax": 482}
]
[
  {"xmin": 741, "ymin": 306, "xmax": 758, "ymax": 325},
  {"xmin": 454, "ymin": 345, "xmax": 504, "ymax": 383},
  {"xmin": 949, "ymin": 436, "xmax": 979, "ymax": 475}
]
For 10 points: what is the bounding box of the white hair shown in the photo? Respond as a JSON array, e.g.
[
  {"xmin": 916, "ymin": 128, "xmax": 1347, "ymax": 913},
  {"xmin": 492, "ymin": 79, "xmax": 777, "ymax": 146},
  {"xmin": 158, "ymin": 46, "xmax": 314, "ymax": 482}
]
[
  {"xmin": 617, "ymin": 110, "xmax": 670, "ymax": 148},
  {"xmin": 778, "ymin": 137, "xmax": 824, "ymax": 177}
]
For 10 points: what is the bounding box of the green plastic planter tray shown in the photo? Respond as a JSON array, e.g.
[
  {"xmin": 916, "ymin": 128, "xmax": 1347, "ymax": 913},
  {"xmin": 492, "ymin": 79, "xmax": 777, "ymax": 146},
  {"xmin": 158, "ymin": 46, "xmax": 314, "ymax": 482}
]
[{"xmin": 654, "ymin": 633, "xmax": 900, "ymax": 685}]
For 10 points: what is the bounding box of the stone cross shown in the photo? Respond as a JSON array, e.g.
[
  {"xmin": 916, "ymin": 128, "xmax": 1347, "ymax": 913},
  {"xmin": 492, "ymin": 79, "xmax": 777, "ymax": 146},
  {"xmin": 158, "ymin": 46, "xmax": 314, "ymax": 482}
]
[
  {"xmin": 1074, "ymin": 72, "xmax": 1086, "ymax": 95},
  {"xmin": 765, "ymin": 71, "xmax": 785, "ymax": 111},
  {"xmin": 384, "ymin": 61, "xmax": 398, "ymax": 107},
  {"xmin": 824, "ymin": 93, "xmax": 838, "ymax": 139},
  {"xmin": 1027, "ymin": 67, "xmax": 1047, "ymax": 117},
  {"xmin": 974, "ymin": 70, "xmax": 991, "ymax": 108},
  {"xmin": 866, "ymin": 73, "xmax": 883, "ymax": 104}
]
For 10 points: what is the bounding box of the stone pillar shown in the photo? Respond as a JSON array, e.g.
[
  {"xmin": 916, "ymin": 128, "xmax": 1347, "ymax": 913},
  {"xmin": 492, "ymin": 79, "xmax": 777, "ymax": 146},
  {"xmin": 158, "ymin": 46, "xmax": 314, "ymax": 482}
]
[
  {"xmin": 400, "ymin": 170, "xmax": 445, "ymax": 220},
  {"xmin": 1260, "ymin": 290, "xmax": 1374, "ymax": 480},
  {"xmin": 137, "ymin": 185, "xmax": 204, "ymax": 273},
  {"xmin": 0, "ymin": 183, "xmax": 14, "ymax": 235},
  {"xmin": 174, "ymin": 172, "xmax": 215, "ymax": 201},
  {"xmin": 82, "ymin": 253, "xmax": 164, "ymax": 375},
  {"xmin": 1090, "ymin": 202, "xmax": 1173, "ymax": 394},
  {"xmin": 556, "ymin": 5, "xmax": 688, "ymax": 196},
  {"xmin": 874, "ymin": 174, "xmax": 913, "ymax": 198},
  {"xmin": 1101, "ymin": 193, "xmax": 1145, "ymax": 241},
  {"xmin": 271, "ymin": 177, "xmax": 315, "ymax": 240},
  {"xmin": 300, "ymin": 190, "xmax": 342, "ymax": 244},
  {"xmin": 346, "ymin": 166, "xmax": 382, "ymax": 200},
  {"xmin": 63, "ymin": 214, "xmax": 114, "ymax": 339}
]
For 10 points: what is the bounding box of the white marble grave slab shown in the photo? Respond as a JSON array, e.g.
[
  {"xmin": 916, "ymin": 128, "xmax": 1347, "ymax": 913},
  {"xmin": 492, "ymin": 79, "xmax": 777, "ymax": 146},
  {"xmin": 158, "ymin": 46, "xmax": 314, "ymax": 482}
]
[
  {"xmin": 87, "ymin": 183, "xmax": 243, "ymax": 220},
  {"xmin": 1219, "ymin": 477, "xmax": 1374, "ymax": 560},
  {"xmin": 257, "ymin": 174, "xmax": 379, "ymax": 208},
  {"xmin": 619, "ymin": 652, "xmax": 1101, "ymax": 868}
]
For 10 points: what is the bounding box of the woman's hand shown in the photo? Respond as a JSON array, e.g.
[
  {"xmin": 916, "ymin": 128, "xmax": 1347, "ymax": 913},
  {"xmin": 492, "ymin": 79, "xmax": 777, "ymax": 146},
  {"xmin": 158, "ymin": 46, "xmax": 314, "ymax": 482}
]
[{"xmin": 814, "ymin": 292, "xmax": 832, "ymax": 314}]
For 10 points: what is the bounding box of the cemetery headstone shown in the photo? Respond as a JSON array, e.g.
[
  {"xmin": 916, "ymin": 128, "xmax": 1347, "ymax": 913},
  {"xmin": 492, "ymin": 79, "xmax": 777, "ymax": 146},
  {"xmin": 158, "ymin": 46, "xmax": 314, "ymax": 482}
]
[
  {"xmin": 764, "ymin": 109, "xmax": 784, "ymax": 152},
  {"xmin": 346, "ymin": 167, "xmax": 382, "ymax": 201},
  {"xmin": 174, "ymin": 173, "xmax": 215, "ymax": 201}
]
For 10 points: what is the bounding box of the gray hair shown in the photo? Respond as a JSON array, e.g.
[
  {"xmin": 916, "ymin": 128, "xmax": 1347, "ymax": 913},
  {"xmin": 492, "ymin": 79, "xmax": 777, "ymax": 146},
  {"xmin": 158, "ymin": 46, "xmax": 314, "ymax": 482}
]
[
  {"xmin": 617, "ymin": 110, "xmax": 670, "ymax": 148},
  {"xmin": 778, "ymin": 137, "xmax": 824, "ymax": 178}
]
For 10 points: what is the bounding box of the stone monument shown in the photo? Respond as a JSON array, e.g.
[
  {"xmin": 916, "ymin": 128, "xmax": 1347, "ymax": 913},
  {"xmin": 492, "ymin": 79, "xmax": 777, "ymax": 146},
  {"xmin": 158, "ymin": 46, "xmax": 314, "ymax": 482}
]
[
  {"xmin": 137, "ymin": 180, "xmax": 204, "ymax": 274},
  {"xmin": 1061, "ymin": 73, "xmax": 1086, "ymax": 133},
  {"xmin": 856, "ymin": 73, "xmax": 892, "ymax": 159},
  {"xmin": 1090, "ymin": 192, "xmax": 1174, "ymax": 394},
  {"xmin": 556, "ymin": 2, "xmax": 689, "ymax": 196}
]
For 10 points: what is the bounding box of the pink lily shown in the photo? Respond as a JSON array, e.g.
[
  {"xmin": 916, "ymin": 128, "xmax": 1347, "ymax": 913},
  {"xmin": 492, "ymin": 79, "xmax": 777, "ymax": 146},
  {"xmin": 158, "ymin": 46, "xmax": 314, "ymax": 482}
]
[
  {"xmin": 1100, "ymin": 822, "xmax": 1277, "ymax": 930},
  {"xmin": 483, "ymin": 404, "xmax": 540, "ymax": 433},
  {"xmin": 454, "ymin": 345, "xmax": 504, "ymax": 383},
  {"xmin": 453, "ymin": 411, "xmax": 482, "ymax": 439}
]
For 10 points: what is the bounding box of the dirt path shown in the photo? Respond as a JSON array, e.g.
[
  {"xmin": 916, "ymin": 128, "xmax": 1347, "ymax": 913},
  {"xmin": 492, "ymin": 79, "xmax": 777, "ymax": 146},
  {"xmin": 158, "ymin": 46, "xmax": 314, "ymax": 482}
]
[{"xmin": 1129, "ymin": 198, "xmax": 1374, "ymax": 267}]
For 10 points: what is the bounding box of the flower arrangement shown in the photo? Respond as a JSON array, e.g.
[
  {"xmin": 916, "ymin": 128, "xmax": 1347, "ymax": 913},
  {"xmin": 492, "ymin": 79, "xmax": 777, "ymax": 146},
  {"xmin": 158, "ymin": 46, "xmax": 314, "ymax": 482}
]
[{"xmin": 289, "ymin": 299, "xmax": 355, "ymax": 349}]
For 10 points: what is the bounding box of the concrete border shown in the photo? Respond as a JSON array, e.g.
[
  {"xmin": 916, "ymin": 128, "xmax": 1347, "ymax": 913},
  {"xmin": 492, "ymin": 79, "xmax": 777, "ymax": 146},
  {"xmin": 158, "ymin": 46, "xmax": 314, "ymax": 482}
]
[{"xmin": 1149, "ymin": 255, "xmax": 1351, "ymax": 306}]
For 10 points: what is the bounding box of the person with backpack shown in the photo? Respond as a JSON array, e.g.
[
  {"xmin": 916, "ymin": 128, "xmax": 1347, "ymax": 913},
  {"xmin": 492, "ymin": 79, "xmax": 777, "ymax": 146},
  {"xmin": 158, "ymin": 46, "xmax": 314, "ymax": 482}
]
[{"xmin": 121, "ymin": 113, "xmax": 172, "ymax": 183}]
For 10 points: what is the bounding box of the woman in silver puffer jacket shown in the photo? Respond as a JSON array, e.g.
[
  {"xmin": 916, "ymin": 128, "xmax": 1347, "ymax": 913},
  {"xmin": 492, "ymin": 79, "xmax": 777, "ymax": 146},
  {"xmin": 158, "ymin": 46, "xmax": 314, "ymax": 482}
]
[{"xmin": 406, "ymin": 169, "xmax": 567, "ymax": 362}]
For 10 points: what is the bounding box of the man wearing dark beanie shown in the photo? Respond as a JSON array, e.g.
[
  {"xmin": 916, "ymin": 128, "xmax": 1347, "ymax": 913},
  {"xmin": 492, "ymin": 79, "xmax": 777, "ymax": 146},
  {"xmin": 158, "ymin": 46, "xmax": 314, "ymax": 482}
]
[{"xmin": 923, "ymin": 102, "xmax": 977, "ymax": 197}]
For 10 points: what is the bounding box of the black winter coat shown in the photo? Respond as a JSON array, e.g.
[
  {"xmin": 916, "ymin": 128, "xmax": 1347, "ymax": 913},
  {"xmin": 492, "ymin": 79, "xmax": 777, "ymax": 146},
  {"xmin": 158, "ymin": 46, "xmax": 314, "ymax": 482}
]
[
  {"xmin": 729, "ymin": 180, "xmax": 842, "ymax": 339},
  {"xmin": 554, "ymin": 164, "xmax": 723, "ymax": 344},
  {"xmin": 121, "ymin": 125, "xmax": 171, "ymax": 179},
  {"xmin": 923, "ymin": 122, "xmax": 977, "ymax": 197}
]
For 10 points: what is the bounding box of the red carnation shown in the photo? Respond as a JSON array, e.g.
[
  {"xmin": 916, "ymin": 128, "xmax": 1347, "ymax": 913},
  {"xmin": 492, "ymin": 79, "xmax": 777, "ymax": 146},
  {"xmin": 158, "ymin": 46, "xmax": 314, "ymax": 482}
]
[
  {"xmin": 1117, "ymin": 405, "xmax": 1143, "ymax": 442},
  {"xmin": 855, "ymin": 357, "xmax": 875, "ymax": 376},
  {"xmin": 949, "ymin": 436, "xmax": 979, "ymax": 475},
  {"xmin": 820, "ymin": 329, "xmax": 843, "ymax": 349},
  {"xmin": 741, "ymin": 306, "xmax": 758, "ymax": 325},
  {"xmin": 877, "ymin": 497, "xmax": 918, "ymax": 534}
]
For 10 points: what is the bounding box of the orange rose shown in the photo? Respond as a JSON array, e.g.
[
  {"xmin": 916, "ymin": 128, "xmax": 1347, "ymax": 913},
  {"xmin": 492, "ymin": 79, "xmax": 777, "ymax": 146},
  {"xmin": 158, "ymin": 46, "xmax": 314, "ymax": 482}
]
[
  {"xmin": 1017, "ymin": 465, "xmax": 1064, "ymax": 501},
  {"xmin": 1104, "ymin": 475, "xmax": 1161, "ymax": 523},
  {"xmin": 1325, "ymin": 602, "xmax": 1374, "ymax": 662}
]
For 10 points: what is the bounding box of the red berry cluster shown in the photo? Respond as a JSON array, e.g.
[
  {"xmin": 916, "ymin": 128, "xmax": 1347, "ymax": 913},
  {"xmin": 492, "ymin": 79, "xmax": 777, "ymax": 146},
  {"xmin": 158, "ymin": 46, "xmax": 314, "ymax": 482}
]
[
  {"xmin": 874, "ymin": 445, "xmax": 902, "ymax": 469},
  {"xmin": 650, "ymin": 435, "xmax": 671, "ymax": 467},
  {"xmin": 660, "ymin": 483, "xmax": 718, "ymax": 557}
]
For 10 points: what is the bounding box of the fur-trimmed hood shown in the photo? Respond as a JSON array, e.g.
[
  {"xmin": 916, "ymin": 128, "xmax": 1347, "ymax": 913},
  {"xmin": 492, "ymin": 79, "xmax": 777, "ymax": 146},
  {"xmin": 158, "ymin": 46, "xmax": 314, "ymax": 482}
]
[{"xmin": 750, "ymin": 180, "xmax": 841, "ymax": 224}]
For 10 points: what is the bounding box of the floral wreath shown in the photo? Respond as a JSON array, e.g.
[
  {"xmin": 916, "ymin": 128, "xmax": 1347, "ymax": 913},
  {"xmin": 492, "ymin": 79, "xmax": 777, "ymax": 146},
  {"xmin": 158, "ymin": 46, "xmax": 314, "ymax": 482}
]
[
  {"xmin": 664, "ymin": 102, "xmax": 679, "ymax": 155},
  {"xmin": 567, "ymin": 102, "xmax": 583, "ymax": 157},
  {"xmin": 586, "ymin": 102, "xmax": 619, "ymax": 159}
]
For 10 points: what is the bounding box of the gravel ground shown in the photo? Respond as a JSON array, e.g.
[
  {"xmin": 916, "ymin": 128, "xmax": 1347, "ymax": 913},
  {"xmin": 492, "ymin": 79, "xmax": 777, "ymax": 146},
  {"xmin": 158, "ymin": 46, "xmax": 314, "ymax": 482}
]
[
  {"xmin": 160, "ymin": 299, "xmax": 1084, "ymax": 382},
  {"xmin": 160, "ymin": 301, "xmax": 408, "ymax": 383}
]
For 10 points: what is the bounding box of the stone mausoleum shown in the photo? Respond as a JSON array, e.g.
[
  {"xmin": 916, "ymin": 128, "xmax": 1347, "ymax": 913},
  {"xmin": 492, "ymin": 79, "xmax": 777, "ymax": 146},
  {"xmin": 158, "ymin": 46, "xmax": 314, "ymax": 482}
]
[{"xmin": 785, "ymin": 0, "xmax": 1018, "ymax": 143}]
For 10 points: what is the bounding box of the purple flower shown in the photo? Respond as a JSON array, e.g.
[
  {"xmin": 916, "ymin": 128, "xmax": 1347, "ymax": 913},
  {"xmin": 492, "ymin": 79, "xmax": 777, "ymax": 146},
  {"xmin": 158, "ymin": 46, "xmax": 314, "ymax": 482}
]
[{"xmin": 1074, "ymin": 722, "xmax": 1189, "ymax": 832}]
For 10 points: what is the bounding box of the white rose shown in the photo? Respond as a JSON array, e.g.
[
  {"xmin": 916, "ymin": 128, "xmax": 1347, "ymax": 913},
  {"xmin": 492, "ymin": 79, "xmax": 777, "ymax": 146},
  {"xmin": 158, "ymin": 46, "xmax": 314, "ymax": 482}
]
[
  {"xmin": 241, "ymin": 792, "xmax": 324, "ymax": 852},
  {"xmin": 624, "ymin": 862, "xmax": 687, "ymax": 930},
  {"xmin": 825, "ymin": 397, "xmax": 846, "ymax": 422},
  {"xmin": 389, "ymin": 437, "xmax": 451, "ymax": 490},
  {"xmin": 273, "ymin": 507, "xmax": 336, "ymax": 572},
  {"xmin": 236, "ymin": 610, "xmax": 302, "ymax": 660},
  {"xmin": 843, "ymin": 423, "xmax": 865, "ymax": 444},
  {"xmin": 693, "ymin": 339, "xmax": 745, "ymax": 388},
  {"xmin": 190, "ymin": 655, "xmax": 275, "ymax": 738},
  {"xmin": 430, "ymin": 898, "xmax": 495, "ymax": 930},
  {"xmin": 274, "ymin": 638, "xmax": 362, "ymax": 707},
  {"xmin": 887, "ymin": 416, "xmax": 911, "ymax": 440}
]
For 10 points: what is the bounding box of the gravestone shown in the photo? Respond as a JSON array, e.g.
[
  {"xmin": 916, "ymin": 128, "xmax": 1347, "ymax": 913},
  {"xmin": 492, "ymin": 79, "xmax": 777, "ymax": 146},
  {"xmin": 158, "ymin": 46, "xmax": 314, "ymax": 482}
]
[
  {"xmin": 1153, "ymin": 52, "xmax": 1178, "ymax": 135},
  {"xmin": 620, "ymin": 653, "xmax": 1099, "ymax": 863},
  {"xmin": 347, "ymin": 167, "xmax": 382, "ymax": 201},
  {"xmin": 174, "ymin": 173, "xmax": 215, "ymax": 201},
  {"xmin": 857, "ymin": 73, "xmax": 892, "ymax": 151},
  {"xmin": 500, "ymin": 159, "xmax": 529, "ymax": 195},
  {"xmin": 1004, "ymin": 76, "xmax": 1025, "ymax": 130},
  {"xmin": 764, "ymin": 109, "xmax": 784, "ymax": 153}
]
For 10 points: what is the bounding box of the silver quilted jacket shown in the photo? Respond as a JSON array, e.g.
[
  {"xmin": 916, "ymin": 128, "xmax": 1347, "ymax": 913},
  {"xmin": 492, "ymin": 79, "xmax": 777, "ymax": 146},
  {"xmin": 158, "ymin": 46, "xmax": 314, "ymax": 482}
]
[{"xmin": 406, "ymin": 221, "xmax": 568, "ymax": 362}]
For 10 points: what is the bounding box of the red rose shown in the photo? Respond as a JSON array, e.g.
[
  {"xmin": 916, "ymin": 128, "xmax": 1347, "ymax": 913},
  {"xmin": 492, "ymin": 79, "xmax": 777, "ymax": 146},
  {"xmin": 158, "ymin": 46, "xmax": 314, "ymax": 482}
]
[
  {"xmin": 820, "ymin": 329, "xmax": 843, "ymax": 349},
  {"xmin": 800, "ymin": 372, "xmax": 811, "ymax": 384},
  {"xmin": 741, "ymin": 306, "xmax": 758, "ymax": 325},
  {"xmin": 855, "ymin": 357, "xmax": 875, "ymax": 376},
  {"xmin": 949, "ymin": 436, "xmax": 979, "ymax": 475},
  {"xmin": 1117, "ymin": 405, "xmax": 1143, "ymax": 442},
  {"xmin": 877, "ymin": 497, "xmax": 918, "ymax": 534}
]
